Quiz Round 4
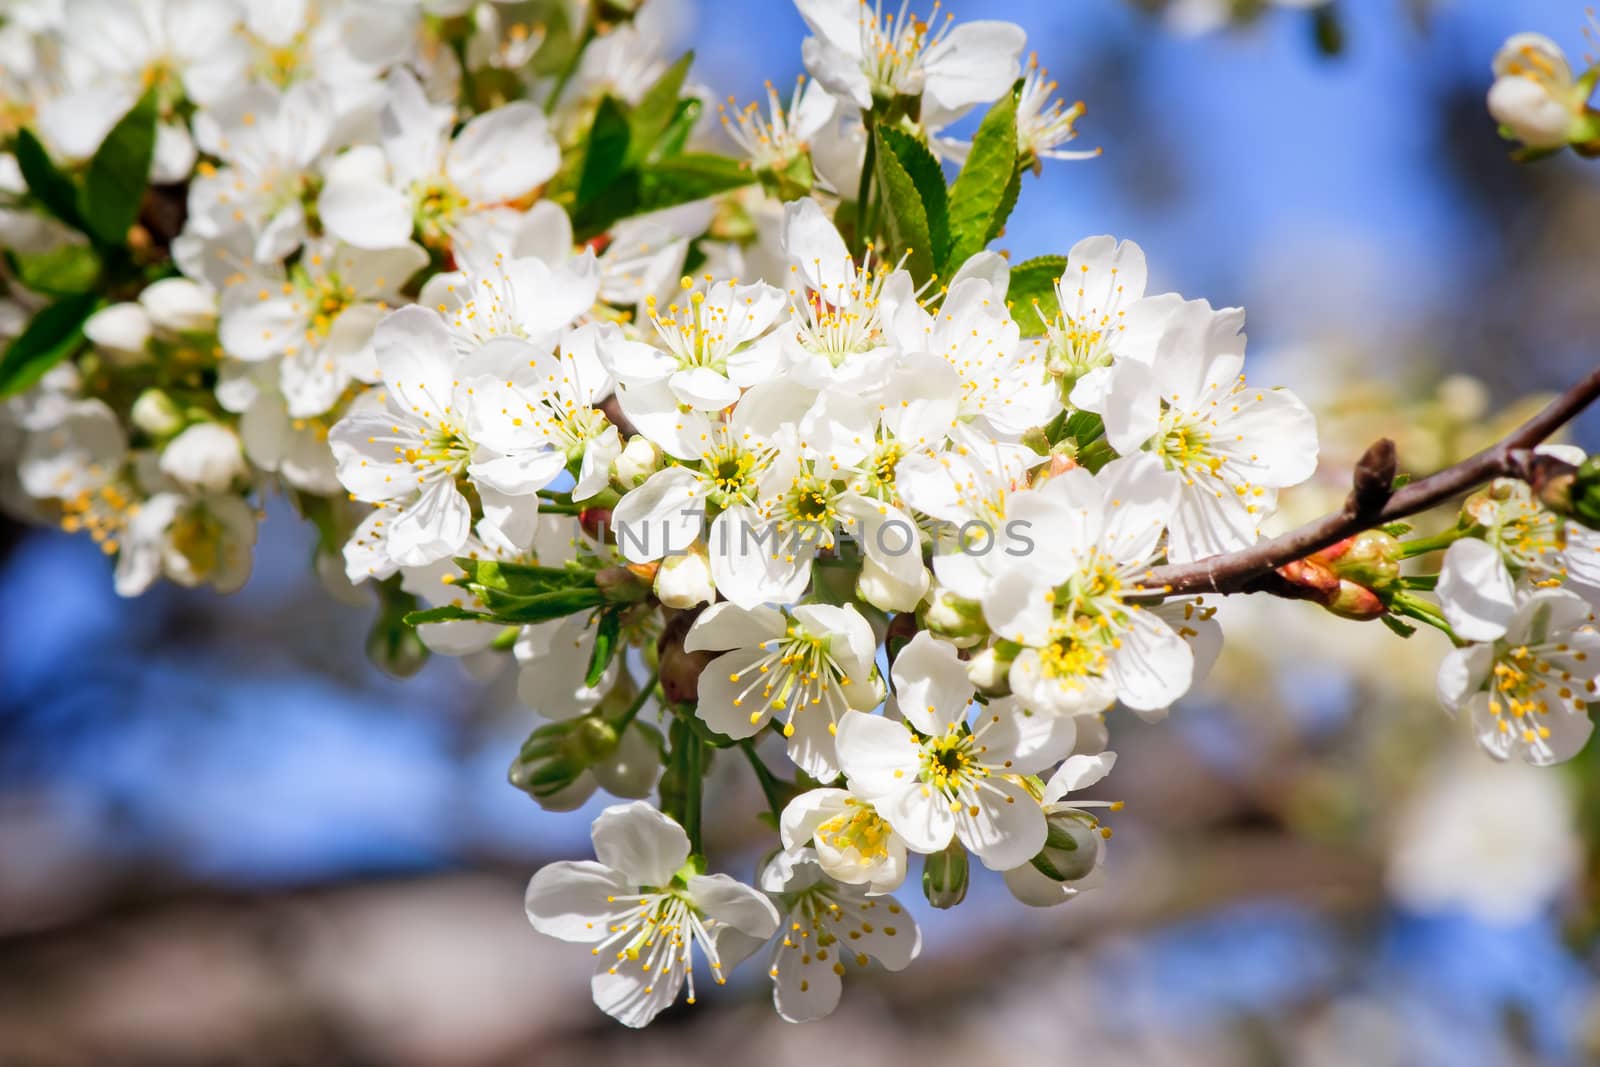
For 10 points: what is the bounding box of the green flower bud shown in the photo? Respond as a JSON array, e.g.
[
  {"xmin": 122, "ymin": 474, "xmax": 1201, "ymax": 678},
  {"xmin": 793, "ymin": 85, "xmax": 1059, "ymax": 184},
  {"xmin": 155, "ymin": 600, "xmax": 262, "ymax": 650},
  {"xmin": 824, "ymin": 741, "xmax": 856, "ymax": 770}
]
[
  {"xmin": 1029, "ymin": 810, "xmax": 1102, "ymax": 883},
  {"xmin": 612, "ymin": 436, "xmax": 663, "ymax": 491},
  {"xmin": 131, "ymin": 388, "xmax": 185, "ymax": 439},
  {"xmin": 921, "ymin": 590, "xmax": 987, "ymax": 645},
  {"xmin": 508, "ymin": 716, "xmax": 621, "ymax": 801},
  {"xmin": 922, "ymin": 841, "xmax": 969, "ymax": 909},
  {"xmin": 1319, "ymin": 530, "xmax": 1402, "ymax": 593},
  {"xmin": 1555, "ymin": 455, "xmax": 1600, "ymax": 530}
]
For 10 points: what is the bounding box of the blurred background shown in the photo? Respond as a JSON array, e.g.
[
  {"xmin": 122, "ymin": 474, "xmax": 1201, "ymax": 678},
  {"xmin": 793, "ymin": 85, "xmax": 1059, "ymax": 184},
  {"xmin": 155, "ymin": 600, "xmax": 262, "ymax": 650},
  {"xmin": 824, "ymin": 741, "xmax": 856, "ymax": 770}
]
[{"xmin": 5, "ymin": 0, "xmax": 1600, "ymax": 1063}]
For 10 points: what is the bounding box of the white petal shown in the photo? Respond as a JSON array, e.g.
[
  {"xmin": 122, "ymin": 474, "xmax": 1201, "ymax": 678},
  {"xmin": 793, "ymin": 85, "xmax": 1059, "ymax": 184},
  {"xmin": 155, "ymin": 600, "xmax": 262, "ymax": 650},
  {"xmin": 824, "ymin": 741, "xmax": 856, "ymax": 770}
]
[
  {"xmin": 610, "ymin": 466, "xmax": 704, "ymax": 563},
  {"xmin": 687, "ymin": 873, "xmax": 780, "ymax": 940},
  {"xmin": 955, "ymin": 777, "xmax": 1046, "ymax": 871},
  {"xmin": 685, "ymin": 602, "xmax": 787, "ymax": 652},
  {"xmin": 1436, "ymin": 644, "xmax": 1493, "ymax": 715},
  {"xmin": 318, "ymin": 177, "xmax": 413, "ymax": 249},
  {"xmin": 447, "ymin": 102, "xmax": 560, "ymax": 203},
  {"xmin": 1437, "ymin": 538, "xmax": 1517, "ymax": 642},
  {"xmin": 590, "ymin": 801, "xmax": 690, "ymax": 887},
  {"xmin": 878, "ymin": 781, "xmax": 956, "ymax": 854},
  {"xmin": 974, "ymin": 698, "xmax": 1078, "ymax": 776},
  {"xmin": 525, "ymin": 860, "xmax": 631, "ymax": 942},
  {"xmin": 889, "ymin": 631, "xmax": 974, "ymax": 735},
  {"xmin": 1107, "ymin": 608, "xmax": 1195, "ymax": 713},
  {"xmin": 1042, "ymin": 752, "xmax": 1118, "ymax": 802},
  {"xmin": 835, "ymin": 711, "xmax": 921, "ymax": 798}
]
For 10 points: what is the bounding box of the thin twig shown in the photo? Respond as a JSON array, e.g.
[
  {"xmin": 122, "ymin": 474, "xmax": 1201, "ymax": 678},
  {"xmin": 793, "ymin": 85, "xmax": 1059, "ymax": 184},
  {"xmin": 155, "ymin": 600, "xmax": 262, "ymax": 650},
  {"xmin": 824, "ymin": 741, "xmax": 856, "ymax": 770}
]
[{"xmin": 1139, "ymin": 364, "xmax": 1600, "ymax": 597}]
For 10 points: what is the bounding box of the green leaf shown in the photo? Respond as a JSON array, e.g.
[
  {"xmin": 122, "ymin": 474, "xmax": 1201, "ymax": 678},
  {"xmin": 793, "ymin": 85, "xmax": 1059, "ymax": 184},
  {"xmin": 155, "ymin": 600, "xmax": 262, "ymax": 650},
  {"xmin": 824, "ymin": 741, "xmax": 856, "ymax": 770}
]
[
  {"xmin": 651, "ymin": 98, "xmax": 702, "ymax": 162},
  {"xmin": 877, "ymin": 126, "xmax": 949, "ymax": 271},
  {"xmin": 6, "ymin": 244, "xmax": 102, "ymax": 297},
  {"xmin": 0, "ymin": 291, "xmax": 98, "ymax": 398},
  {"xmin": 627, "ymin": 52, "xmax": 693, "ymax": 167},
  {"xmin": 873, "ymin": 127, "xmax": 934, "ymax": 283},
  {"xmin": 482, "ymin": 587, "xmax": 610, "ymax": 624},
  {"xmin": 578, "ymin": 95, "xmax": 634, "ymax": 209},
  {"xmin": 404, "ymin": 604, "xmax": 496, "ymax": 626},
  {"xmin": 461, "ymin": 559, "xmax": 598, "ymax": 597},
  {"xmin": 586, "ymin": 609, "xmax": 623, "ymax": 687},
  {"xmin": 15, "ymin": 129, "xmax": 84, "ymax": 231},
  {"xmin": 637, "ymin": 152, "xmax": 753, "ymax": 212},
  {"xmin": 79, "ymin": 91, "xmax": 158, "ymax": 247},
  {"xmin": 944, "ymin": 84, "xmax": 1020, "ymax": 271},
  {"xmin": 1006, "ymin": 255, "xmax": 1067, "ymax": 336}
]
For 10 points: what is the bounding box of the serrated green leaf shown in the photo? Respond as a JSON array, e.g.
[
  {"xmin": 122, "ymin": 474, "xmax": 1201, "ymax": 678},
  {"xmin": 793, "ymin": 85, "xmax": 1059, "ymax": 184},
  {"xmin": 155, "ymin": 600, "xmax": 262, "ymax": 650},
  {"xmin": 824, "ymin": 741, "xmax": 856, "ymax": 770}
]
[
  {"xmin": 637, "ymin": 152, "xmax": 752, "ymax": 211},
  {"xmin": 0, "ymin": 291, "xmax": 98, "ymax": 398},
  {"xmin": 79, "ymin": 91, "xmax": 158, "ymax": 247},
  {"xmin": 1006, "ymin": 254, "xmax": 1067, "ymax": 335},
  {"xmin": 877, "ymin": 126, "xmax": 949, "ymax": 272},
  {"xmin": 873, "ymin": 127, "xmax": 933, "ymax": 283},
  {"xmin": 944, "ymin": 84, "xmax": 1020, "ymax": 271},
  {"xmin": 586, "ymin": 609, "xmax": 623, "ymax": 687},
  {"xmin": 578, "ymin": 95, "xmax": 633, "ymax": 208},
  {"xmin": 405, "ymin": 604, "xmax": 496, "ymax": 626},
  {"xmin": 627, "ymin": 52, "xmax": 693, "ymax": 167},
  {"xmin": 15, "ymin": 129, "xmax": 84, "ymax": 231}
]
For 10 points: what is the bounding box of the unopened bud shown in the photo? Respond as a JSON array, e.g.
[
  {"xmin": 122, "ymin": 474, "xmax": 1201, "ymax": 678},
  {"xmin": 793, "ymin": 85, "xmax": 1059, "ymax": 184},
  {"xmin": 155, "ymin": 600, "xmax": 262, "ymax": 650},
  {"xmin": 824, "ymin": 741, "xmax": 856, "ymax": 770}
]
[
  {"xmin": 596, "ymin": 563, "xmax": 653, "ymax": 603},
  {"xmin": 1487, "ymin": 34, "xmax": 1599, "ymax": 152},
  {"xmin": 612, "ymin": 436, "xmax": 663, "ymax": 490},
  {"xmin": 657, "ymin": 608, "xmax": 714, "ymax": 704},
  {"xmin": 921, "ymin": 589, "xmax": 987, "ymax": 646},
  {"xmin": 1314, "ymin": 530, "xmax": 1401, "ymax": 593},
  {"xmin": 1325, "ymin": 580, "xmax": 1387, "ymax": 621},
  {"xmin": 856, "ymin": 555, "xmax": 926, "ymax": 613},
  {"xmin": 655, "ymin": 546, "xmax": 716, "ymax": 609},
  {"xmin": 160, "ymin": 422, "xmax": 248, "ymax": 493},
  {"xmin": 922, "ymin": 841, "xmax": 969, "ymax": 909},
  {"xmin": 131, "ymin": 389, "xmax": 185, "ymax": 438},
  {"xmin": 83, "ymin": 303, "xmax": 152, "ymax": 364},
  {"xmin": 366, "ymin": 610, "xmax": 429, "ymax": 679},
  {"xmin": 1030, "ymin": 810, "xmax": 1103, "ymax": 883},
  {"xmin": 966, "ymin": 645, "xmax": 1013, "ymax": 696},
  {"xmin": 140, "ymin": 278, "xmax": 217, "ymax": 334},
  {"xmin": 509, "ymin": 715, "xmax": 621, "ymax": 802},
  {"xmin": 580, "ymin": 507, "xmax": 613, "ymax": 542},
  {"xmin": 1532, "ymin": 454, "xmax": 1600, "ymax": 531},
  {"xmin": 1567, "ymin": 456, "xmax": 1600, "ymax": 530}
]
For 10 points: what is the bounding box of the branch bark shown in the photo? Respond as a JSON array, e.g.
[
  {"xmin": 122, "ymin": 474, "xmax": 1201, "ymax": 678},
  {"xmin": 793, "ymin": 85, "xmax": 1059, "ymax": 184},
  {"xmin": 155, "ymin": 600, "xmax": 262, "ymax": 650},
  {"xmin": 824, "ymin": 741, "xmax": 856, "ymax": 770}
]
[{"xmin": 1138, "ymin": 364, "xmax": 1600, "ymax": 597}]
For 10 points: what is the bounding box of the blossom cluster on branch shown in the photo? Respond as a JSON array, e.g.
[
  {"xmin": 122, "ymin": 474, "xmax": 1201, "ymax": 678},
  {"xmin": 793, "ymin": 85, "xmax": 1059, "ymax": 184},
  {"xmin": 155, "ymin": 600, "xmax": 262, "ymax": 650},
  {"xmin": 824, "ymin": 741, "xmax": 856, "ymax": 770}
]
[{"xmin": 1, "ymin": 0, "xmax": 1598, "ymax": 1030}]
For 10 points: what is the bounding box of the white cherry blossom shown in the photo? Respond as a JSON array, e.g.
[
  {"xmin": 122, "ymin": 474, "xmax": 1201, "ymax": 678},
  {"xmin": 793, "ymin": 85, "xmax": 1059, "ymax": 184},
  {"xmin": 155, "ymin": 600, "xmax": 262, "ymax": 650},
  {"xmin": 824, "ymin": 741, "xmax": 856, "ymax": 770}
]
[
  {"xmin": 687, "ymin": 602, "xmax": 881, "ymax": 778},
  {"xmin": 759, "ymin": 848, "xmax": 920, "ymax": 1023},
  {"xmin": 524, "ymin": 802, "xmax": 780, "ymax": 1028}
]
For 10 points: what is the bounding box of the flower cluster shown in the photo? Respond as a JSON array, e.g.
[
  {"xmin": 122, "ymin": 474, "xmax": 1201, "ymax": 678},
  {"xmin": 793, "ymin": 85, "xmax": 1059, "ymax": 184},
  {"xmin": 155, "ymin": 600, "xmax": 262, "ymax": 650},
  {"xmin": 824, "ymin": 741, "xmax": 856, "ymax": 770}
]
[{"xmin": 2, "ymin": 0, "xmax": 1598, "ymax": 1033}]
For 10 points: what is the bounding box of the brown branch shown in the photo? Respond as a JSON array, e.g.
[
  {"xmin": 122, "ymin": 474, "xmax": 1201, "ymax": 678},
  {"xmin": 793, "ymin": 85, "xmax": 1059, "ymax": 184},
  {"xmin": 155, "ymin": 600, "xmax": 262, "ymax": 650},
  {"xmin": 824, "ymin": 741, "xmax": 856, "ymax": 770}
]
[{"xmin": 1140, "ymin": 363, "xmax": 1600, "ymax": 597}]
